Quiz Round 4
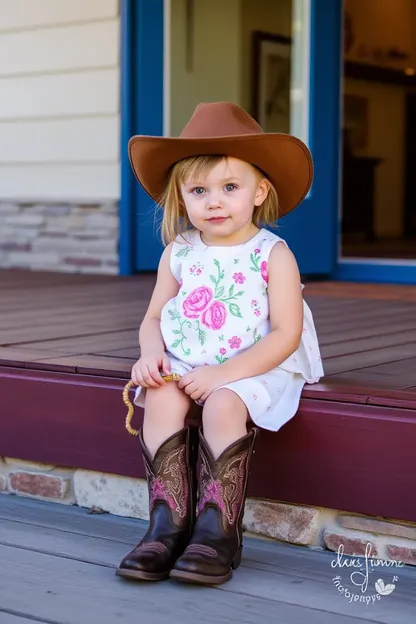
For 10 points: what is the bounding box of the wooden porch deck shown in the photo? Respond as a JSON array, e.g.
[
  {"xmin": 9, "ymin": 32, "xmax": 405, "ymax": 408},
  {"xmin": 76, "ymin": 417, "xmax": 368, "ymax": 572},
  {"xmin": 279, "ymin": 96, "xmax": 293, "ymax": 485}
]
[
  {"xmin": 1, "ymin": 269, "xmax": 415, "ymax": 392},
  {"xmin": 0, "ymin": 270, "xmax": 415, "ymax": 523},
  {"xmin": 1, "ymin": 495, "xmax": 415, "ymax": 624}
]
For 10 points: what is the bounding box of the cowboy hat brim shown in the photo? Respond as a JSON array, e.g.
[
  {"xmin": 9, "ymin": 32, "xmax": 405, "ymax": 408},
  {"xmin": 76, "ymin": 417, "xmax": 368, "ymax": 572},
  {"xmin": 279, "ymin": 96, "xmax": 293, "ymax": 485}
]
[{"xmin": 128, "ymin": 133, "xmax": 313, "ymax": 217}]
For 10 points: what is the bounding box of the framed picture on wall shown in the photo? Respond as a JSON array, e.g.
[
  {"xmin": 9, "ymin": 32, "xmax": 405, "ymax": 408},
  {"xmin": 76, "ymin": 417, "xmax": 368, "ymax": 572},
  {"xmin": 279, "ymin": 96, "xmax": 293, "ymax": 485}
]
[{"xmin": 252, "ymin": 31, "xmax": 292, "ymax": 133}]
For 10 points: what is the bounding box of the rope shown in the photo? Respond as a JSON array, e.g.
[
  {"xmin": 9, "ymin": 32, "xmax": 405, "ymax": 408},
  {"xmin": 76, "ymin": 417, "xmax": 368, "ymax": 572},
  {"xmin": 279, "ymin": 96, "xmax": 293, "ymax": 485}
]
[{"xmin": 123, "ymin": 373, "xmax": 182, "ymax": 436}]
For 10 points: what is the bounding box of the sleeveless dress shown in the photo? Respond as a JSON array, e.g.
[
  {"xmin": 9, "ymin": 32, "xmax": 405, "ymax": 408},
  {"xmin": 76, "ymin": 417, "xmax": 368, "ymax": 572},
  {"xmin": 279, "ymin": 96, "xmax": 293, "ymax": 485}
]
[{"xmin": 134, "ymin": 228, "xmax": 324, "ymax": 432}]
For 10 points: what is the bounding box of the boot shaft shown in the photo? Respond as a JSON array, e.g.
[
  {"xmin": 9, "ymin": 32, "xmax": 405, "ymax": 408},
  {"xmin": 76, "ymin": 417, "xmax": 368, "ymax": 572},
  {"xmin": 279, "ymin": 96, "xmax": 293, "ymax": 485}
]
[
  {"xmin": 140, "ymin": 426, "xmax": 198, "ymax": 528},
  {"xmin": 196, "ymin": 428, "xmax": 257, "ymax": 537}
]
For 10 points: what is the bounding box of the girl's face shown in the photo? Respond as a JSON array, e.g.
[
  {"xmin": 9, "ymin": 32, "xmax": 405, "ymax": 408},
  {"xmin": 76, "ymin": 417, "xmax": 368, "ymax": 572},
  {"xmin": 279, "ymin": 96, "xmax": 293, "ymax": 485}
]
[{"xmin": 180, "ymin": 157, "xmax": 270, "ymax": 245}]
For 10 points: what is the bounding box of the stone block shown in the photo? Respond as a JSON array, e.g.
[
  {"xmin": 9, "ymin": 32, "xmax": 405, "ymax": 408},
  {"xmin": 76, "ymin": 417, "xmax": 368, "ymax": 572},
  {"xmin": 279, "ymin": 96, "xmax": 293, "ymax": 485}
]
[
  {"xmin": 72, "ymin": 228, "xmax": 117, "ymax": 239},
  {"xmin": 386, "ymin": 544, "xmax": 416, "ymax": 566},
  {"xmin": 86, "ymin": 213, "xmax": 118, "ymax": 229},
  {"xmin": 99, "ymin": 202, "xmax": 118, "ymax": 214},
  {"xmin": 324, "ymin": 530, "xmax": 379, "ymax": 557},
  {"xmin": 5, "ymin": 214, "xmax": 45, "ymax": 227},
  {"xmin": 338, "ymin": 514, "xmax": 416, "ymax": 540},
  {"xmin": 83, "ymin": 238, "xmax": 118, "ymax": 253},
  {"xmin": 64, "ymin": 256, "xmax": 102, "ymax": 267},
  {"xmin": 43, "ymin": 204, "xmax": 71, "ymax": 216},
  {"xmin": 74, "ymin": 470, "xmax": 149, "ymax": 519},
  {"xmin": 0, "ymin": 203, "xmax": 20, "ymax": 214},
  {"xmin": 6, "ymin": 252, "xmax": 32, "ymax": 267},
  {"xmin": 8, "ymin": 471, "xmax": 70, "ymax": 500},
  {"xmin": 244, "ymin": 500, "xmax": 321, "ymax": 545},
  {"xmin": 32, "ymin": 237, "xmax": 79, "ymax": 253},
  {"xmin": 78, "ymin": 264, "xmax": 119, "ymax": 275},
  {"xmin": 9, "ymin": 251, "xmax": 60, "ymax": 267},
  {"xmin": 0, "ymin": 242, "xmax": 31, "ymax": 252},
  {"xmin": 22, "ymin": 204, "xmax": 48, "ymax": 215},
  {"xmin": 0, "ymin": 475, "xmax": 7, "ymax": 491}
]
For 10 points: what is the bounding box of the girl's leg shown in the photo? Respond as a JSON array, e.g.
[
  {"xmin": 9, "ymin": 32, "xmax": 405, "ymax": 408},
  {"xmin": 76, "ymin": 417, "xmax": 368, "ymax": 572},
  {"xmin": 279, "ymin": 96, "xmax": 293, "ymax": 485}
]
[
  {"xmin": 142, "ymin": 382, "xmax": 191, "ymax": 458},
  {"xmin": 201, "ymin": 388, "xmax": 249, "ymax": 458},
  {"xmin": 170, "ymin": 389, "xmax": 257, "ymax": 586},
  {"xmin": 116, "ymin": 382, "xmax": 197, "ymax": 582}
]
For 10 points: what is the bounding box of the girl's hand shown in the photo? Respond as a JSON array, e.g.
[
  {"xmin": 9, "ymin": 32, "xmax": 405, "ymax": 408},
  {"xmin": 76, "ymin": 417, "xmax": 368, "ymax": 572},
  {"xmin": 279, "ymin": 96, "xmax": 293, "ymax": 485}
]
[
  {"xmin": 131, "ymin": 352, "xmax": 171, "ymax": 388},
  {"xmin": 178, "ymin": 365, "xmax": 225, "ymax": 402}
]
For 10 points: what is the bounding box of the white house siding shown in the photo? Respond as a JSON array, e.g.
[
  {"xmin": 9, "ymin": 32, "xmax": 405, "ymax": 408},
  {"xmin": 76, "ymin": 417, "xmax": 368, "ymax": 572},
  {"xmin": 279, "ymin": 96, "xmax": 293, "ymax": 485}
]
[{"xmin": 0, "ymin": 0, "xmax": 120, "ymax": 274}]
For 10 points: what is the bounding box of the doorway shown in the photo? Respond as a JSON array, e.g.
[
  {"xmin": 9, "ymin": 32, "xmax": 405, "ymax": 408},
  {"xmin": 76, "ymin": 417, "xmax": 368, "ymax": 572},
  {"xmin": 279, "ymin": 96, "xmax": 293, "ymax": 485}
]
[{"xmin": 340, "ymin": 0, "xmax": 416, "ymax": 262}]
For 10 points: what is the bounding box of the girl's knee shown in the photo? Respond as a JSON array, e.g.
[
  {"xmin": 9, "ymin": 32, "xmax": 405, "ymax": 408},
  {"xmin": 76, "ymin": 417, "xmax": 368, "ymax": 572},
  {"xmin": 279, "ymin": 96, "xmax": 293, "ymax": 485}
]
[
  {"xmin": 203, "ymin": 389, "xmax": 248, "ymax": 427},
  {"xmin": 144, "ymin": 382, "xmax": 191, "ymax": 421}
]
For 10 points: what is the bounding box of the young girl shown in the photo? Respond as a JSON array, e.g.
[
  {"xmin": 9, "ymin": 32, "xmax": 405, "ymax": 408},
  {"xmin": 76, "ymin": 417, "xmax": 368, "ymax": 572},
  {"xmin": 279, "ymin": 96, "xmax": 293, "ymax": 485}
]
[{"xmin": 116, "ymin": 102, "xmax": 323, "ymax": 586}]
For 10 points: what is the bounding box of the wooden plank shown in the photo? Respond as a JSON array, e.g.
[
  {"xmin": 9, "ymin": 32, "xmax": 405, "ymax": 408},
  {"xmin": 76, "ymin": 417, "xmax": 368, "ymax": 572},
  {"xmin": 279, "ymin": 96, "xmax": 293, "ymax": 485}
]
[
  {"xmin": 31, "ymin": 354, "xmax": 134, "ymax": 376},
  {"xmin": 23, "ymin": 333, "xmax": 138, "ymax": 355},
  {"xmin": 0, "ymin": 70, "xmax": 118, "ymax": 121},
  {"xmin": 0, "ymin": 327, "xmax": 137, "ymax": 348},
  {"xmin": 317, "ymin": 314, "xmax": 416, "ymax": 342},
  {"xmin": 304, "ymin": 282, "xmax": 416, "ymax": 302},
  {"xmin": 0, "ymin": 117, "xmax": 119, "ymax": 164},
  {"xmin": 0, "ymin": 614, "xmax": 36, "ymax": 623},
  {"xmin": 0, "ymin": 0, "xmax": 118, "ymax": 31},
  {"xmin": 0, "ymin": 546, "xmax": 376, "ymax": 624},
  {"xmin": 304, "ymin": 380, "xmax": 416, "ymax": 408},
  {"xmin": 0, "ymin": 163, "xmax": 119, "ymax": 201},
  {"xmin": 0, "ymin": 499, "xmax": 415, "ymax": 623},
  {"xmin": 0, "ymin": 347, "xmax": 73, "ymax": 365},
  {"xmin": 318, "ymin": 314, "xmax": 416, "ymax": 347},
  {"xmin": 323, "ymin": 344, "xmax": 416, "ymax": 375},
  {"xmin": 321, "ymin": 331, "xmax": 416, "ymax": 359},
  {"xmin": 0, "ymin": 21, "xmax": 119, "ymax": 77}
]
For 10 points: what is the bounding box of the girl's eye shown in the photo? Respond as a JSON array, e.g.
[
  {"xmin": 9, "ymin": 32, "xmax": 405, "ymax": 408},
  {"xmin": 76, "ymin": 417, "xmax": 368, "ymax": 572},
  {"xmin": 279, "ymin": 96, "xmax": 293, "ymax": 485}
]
[
  {"xmin": 192, "ymin": 187, "xmax": 205, "ymax": 195},
  {"xmin": 225, "ymin": 183, "xmax": 237, "ymax": 192}
]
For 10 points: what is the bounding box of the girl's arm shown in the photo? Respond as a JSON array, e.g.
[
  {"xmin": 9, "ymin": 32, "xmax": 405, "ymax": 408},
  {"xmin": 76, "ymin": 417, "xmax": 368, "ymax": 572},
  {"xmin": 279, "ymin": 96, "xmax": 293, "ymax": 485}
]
[
  {"xmin": 139, "ymin": 242, "xmax": 179, "ymax": 355},
  {"xmin": 220, "ymin": 242, "xmax": 304, "ymax": 382}
]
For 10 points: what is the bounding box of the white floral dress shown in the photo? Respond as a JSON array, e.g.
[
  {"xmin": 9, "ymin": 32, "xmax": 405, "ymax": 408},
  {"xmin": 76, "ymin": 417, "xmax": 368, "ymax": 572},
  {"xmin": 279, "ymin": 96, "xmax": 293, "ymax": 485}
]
[{"xmin": 134, "ymin": 228, "xmax": 324, "ymax": 432}]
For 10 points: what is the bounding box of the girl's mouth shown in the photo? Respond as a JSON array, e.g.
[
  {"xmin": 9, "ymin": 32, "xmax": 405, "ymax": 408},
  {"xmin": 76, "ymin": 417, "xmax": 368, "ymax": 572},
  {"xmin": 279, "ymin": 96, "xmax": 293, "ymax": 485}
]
[{"xmin": 207, "ymin": 217, "xmax": 228, "ymax": 223}]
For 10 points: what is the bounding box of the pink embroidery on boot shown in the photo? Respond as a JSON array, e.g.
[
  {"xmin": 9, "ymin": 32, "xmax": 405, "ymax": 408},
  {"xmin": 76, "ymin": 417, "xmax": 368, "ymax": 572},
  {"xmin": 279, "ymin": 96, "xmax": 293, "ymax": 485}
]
[
  {"xmin": 150, "ymin": 477, "xmax": 177, "ymax": 511},
  {"xmin": 197, "ymin": 480, "xmax": 226, "ymax": 513}
]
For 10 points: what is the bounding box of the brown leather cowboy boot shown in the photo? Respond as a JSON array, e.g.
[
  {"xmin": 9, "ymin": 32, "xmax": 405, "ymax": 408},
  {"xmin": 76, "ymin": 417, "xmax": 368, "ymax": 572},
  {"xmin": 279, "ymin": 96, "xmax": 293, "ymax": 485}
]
[
  {"xmin": 116, "ymin": 426, "xmax": 198, "ymax": 581},
  {"xmin": 169, "ymin": 427, "xmax": 257, "ymax": 585}
]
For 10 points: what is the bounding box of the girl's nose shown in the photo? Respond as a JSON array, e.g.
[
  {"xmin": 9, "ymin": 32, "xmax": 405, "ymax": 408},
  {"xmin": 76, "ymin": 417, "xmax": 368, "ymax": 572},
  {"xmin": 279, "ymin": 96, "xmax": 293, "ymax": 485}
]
[{"xmin": 207, "ymin": 192, "xmax": 223, "ymax": 209}]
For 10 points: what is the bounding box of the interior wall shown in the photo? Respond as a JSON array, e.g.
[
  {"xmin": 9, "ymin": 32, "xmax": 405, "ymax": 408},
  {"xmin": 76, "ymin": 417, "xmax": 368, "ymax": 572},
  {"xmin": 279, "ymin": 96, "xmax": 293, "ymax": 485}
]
[
  {"xmin": 345, "ymin": 0, "xmax": 414, "ymax": 69},
  {"xmin": 170, "ymin": 0, "xmax": 242, "ymax": 137}
]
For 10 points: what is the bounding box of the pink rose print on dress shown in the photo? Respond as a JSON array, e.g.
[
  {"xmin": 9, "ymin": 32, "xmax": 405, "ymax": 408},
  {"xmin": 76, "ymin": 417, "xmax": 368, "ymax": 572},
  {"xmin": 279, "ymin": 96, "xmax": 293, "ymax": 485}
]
[
  {"xmin": 201, "ymin": 300, "xmax": 227, "ymax": 330},
  {"xmin": 232, "ymin": 272, "xmax": 246, "ymax": 284},
  {"xmin": 254, "ymin": 248, "xmax": 260, "ymax": 254},
  {"xmin": 260, "ymin": 260, "xmax": 268, "ymax": 284},
  {"xmin": 183, "ymin": 286, "xmax": 213, "ymax": 318},
  {"xmin": 219, "ymin": 348, "xmax": 227, "ymax": 355},
  {"xmin": 228, "ymin": 336, "xmax": 242, "ymax": 349}
]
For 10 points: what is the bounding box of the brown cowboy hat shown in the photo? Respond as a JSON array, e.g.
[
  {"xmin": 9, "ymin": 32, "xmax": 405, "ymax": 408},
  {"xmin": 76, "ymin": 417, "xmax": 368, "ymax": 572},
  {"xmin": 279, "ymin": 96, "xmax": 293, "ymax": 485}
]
[{"xmin": 128, "ymin": 101, "xmax": 313, "ymax": 217}]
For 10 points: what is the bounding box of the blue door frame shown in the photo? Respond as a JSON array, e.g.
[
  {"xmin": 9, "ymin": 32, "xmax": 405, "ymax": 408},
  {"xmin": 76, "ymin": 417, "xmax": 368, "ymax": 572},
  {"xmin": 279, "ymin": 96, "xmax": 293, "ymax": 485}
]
[{"xmin": 119, "ymin": 0, "xmax": 416, "ymax": 284}]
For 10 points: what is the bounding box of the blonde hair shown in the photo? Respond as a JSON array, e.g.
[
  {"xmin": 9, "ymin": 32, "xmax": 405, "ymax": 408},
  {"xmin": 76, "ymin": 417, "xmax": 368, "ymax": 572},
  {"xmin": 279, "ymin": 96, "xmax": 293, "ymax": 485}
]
[{"xmin": 158, "ymin": 155, "xmax": 279, "ymax": 245}]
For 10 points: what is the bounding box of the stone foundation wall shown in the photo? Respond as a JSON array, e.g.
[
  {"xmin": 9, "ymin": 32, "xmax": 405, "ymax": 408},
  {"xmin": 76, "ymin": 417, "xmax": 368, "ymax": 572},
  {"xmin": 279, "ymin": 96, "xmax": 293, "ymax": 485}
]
[
  {"xmin": 0, "ymin": 201, "xmax": 119, "ymax": 274},
  {"xmin": 1, "ymin": 456, "xmax": 415, "ymax": 566}
]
